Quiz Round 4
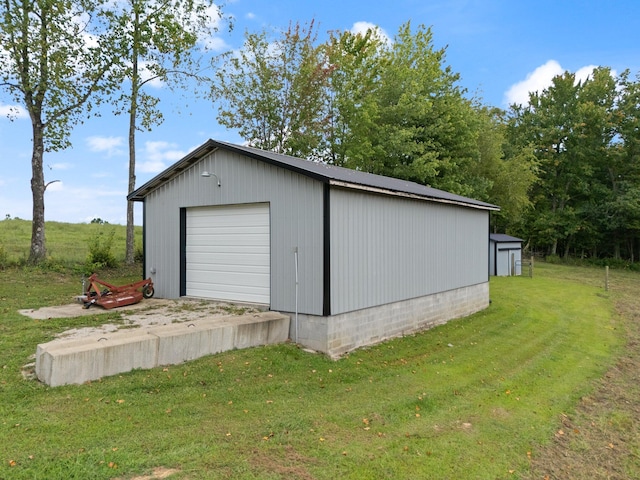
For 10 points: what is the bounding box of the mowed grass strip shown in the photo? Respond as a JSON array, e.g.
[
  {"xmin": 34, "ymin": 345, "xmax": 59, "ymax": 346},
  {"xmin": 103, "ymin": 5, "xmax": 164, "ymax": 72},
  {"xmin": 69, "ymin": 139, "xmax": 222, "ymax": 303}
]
[{"xmin": 0, "ymin": 262, "xmax": 624, "ymax": 479}]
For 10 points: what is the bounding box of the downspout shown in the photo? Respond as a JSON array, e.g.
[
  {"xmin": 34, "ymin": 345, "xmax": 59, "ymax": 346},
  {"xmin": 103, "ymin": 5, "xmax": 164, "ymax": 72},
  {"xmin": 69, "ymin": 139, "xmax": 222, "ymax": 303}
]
[{"xmin": 294, "ymin": 247, "xmax": 299, "ymax": 343}]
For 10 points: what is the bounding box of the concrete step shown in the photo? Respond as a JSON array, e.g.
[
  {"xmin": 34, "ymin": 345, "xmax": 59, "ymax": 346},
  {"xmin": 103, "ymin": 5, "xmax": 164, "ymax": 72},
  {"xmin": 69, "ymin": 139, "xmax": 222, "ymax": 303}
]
[{"xmin": 36, "ymin": 312, "xmax": 290, "ymax": 387}]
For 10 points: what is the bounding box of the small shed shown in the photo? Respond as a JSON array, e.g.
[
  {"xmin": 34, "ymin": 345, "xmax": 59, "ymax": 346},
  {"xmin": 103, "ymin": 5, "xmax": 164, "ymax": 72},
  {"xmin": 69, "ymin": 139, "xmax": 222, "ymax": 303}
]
[
  {"xmin": 489, "ymin": 234, "xmax": 523, "ymax": 276},
  {"xmin": 129, "ymin": 139, "xmax": 500, "ymax": 357}
]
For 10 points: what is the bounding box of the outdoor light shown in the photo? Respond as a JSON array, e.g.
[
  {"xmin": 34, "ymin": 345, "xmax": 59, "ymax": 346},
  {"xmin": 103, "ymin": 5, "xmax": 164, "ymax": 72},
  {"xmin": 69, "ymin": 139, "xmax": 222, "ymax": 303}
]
[{"xmin": 201, "ymin": 171, "xmax": 221, "ymax": 186}]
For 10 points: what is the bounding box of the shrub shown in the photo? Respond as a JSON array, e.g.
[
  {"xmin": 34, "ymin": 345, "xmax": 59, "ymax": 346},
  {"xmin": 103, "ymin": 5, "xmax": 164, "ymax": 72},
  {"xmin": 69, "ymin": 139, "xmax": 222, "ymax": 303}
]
[
  {"xmin": 0, "ymin": 244, "xmax": 7, "ymax": 270},
  {"xmin": 86, "ymin": 227, "xmax": 118, "ymax": 270}
]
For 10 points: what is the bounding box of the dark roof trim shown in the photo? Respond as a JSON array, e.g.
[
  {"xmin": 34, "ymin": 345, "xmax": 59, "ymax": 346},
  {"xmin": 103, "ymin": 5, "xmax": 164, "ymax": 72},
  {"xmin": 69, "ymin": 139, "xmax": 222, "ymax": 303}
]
[
  {"xmin": 490, "ymin": 233, "xmax": 523, "ymax": 243},
  {"xmin": 128, "ymin": 139, "xmax": 500, "ymax": 211}
]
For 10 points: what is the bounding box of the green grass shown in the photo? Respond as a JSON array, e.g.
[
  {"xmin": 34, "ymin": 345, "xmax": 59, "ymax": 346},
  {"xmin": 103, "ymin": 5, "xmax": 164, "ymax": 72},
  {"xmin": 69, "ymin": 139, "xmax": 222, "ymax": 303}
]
[
  {"xmin": 0, "ymin": 257, "xmax": 629, "ymax": 479},
  {"xmin": 0, "ymin": 218, "xmax": 142, "ymax": 267}
]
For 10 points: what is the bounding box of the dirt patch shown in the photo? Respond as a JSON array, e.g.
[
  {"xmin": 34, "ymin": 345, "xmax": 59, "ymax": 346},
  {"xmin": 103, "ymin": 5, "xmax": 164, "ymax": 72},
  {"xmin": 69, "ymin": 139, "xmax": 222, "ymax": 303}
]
[
  {"xmin": 524, "ymin": 274, "xmax": 640, "ymax": 479},
  {"xmin": 249, "ymin": 445, "xmax": 320, "ymax": 480},
  {"xmin": 112, "ymin": 466, "xmax": 181, "ymax": 480}
]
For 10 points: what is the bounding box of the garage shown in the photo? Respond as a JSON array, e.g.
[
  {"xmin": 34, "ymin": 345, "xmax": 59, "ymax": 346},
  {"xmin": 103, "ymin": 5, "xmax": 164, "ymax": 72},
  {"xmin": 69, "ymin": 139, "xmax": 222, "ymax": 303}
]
[
  {"xmin": 185, "ymin": 203, "xmax": 270, "ymax": 304},
  {"xmin": 130, "ymin": 139, "xmax": 499, "ymax": 357},
  {"xmin": 489, "ymin": 233, "xmax": 523, "ymax": 276}
]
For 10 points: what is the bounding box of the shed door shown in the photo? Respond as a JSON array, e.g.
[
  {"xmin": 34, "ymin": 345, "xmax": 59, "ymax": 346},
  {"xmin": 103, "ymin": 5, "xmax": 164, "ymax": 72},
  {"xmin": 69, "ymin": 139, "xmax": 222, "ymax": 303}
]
[{"xmin": 186, "ymin": 203, "xmax": 270, "ymax": 304}]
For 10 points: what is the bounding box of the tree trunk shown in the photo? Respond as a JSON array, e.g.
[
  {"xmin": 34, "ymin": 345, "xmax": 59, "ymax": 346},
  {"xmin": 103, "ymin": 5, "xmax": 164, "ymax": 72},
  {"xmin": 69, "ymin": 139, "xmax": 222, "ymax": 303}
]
[
  {"xmin": 125, "ymin": 8, "xmax": 140, "ymax": 265},
  {"xmin": 125, "ymin": 114, "xmax": 136, "ymax": 264},
  {"xmin": 563, "ymin": 237, "xmax": 571, "ymax": 259},
  {"xmin": 125, "ymin": 96, "xmax": 137, "ymax": 264},
  {"xmin": 28, "ymin": 122, "xmax": 47, "ymax": 264}
]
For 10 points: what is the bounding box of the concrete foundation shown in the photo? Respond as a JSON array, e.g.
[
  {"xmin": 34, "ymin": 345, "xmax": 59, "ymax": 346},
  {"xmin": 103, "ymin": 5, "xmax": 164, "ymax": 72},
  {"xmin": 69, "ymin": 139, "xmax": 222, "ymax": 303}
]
[
  {"xmin": 289, "ymin": 282, "xmax": 490, "ymax": 358},
  {"xmin": 36, "ymin": 312, "xmax": 289, "ymax": 387}
]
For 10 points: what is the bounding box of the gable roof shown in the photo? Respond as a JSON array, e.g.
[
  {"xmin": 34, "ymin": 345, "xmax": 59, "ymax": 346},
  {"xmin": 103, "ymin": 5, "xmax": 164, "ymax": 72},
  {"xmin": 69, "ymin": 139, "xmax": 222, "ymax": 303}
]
[
  {"xmin": 490, "ymin": 233, "xmax": 523, "ymax": 243},
  {"xmin": 128, "ymin": 139, "xmax": 500, "ymax": 211}
]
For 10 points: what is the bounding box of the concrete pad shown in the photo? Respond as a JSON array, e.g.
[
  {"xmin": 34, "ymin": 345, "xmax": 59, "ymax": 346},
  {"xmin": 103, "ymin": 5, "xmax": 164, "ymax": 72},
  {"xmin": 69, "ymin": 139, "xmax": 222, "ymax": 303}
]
[
  {"xmin": 36, "ymin": 329, "xmax": 159, "ymax": 387},
  {"xmin": 150, "ymin": 317, "xmax": 236, "ymax": 365},
  {"xmin": 234, "ymin": 312, "xmax": 290, "ymax": 348},
  {"xmin": 35, "ymin": 312, "xmax": 290, "ymax": 387},
  {"xmin": 20, "ymin": 298, "xmax": 172, "ymax": 320}
]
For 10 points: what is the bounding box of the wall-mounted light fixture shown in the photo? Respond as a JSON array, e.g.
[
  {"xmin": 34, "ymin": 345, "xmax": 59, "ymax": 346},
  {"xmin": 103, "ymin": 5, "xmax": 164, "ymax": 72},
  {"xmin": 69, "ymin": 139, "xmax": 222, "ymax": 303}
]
[{"xmin": 201, "ymin": 171, "xmax": 221, "ymax": 187}]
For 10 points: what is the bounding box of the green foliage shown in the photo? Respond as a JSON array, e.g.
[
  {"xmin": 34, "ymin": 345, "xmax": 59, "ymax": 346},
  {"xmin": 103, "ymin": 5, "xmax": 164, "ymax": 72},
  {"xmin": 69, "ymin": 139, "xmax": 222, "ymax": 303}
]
[
  {"xmin": 507, "ymin": 67, "xmax": 640, "ymax": 261},
  {"xmin": 214, "ymin": 20, "xmax": 328, "ymax": 159},
  {"xmin": 0, "ymin": 244, "xmax": 7, "ymax": 270},
  {"xmin": 86, "ymin": 227, "xmax": 118, "ymax": 270}
]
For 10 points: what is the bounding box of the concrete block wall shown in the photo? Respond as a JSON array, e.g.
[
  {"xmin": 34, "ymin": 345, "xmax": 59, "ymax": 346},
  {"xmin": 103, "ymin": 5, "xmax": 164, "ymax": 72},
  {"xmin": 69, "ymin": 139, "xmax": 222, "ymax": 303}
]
[
  {"xmin": 36, "ymin": 312, "xmax": 289, "ymax": 387},
  {"xmin": 290, "ymin": 282, "xmax": 490, "ymax": 358}
]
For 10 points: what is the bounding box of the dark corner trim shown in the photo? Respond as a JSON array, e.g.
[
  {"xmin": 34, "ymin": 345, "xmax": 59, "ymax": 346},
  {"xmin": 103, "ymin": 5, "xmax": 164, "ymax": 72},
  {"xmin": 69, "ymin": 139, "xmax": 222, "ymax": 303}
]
[
  {"xmin": 322, "ymin": 184, "xmax": 331, "ymax": 316},
  {"xmin": 488, "ymin": 212, "xmax": 492, "ymax": 280},
  {"xmin": 179, "ymin": 208, "xmax": 187, "ymax": 296},
  {"xmin": 142, "ymin": 201, "xmax": 147, "ymax": 279}
]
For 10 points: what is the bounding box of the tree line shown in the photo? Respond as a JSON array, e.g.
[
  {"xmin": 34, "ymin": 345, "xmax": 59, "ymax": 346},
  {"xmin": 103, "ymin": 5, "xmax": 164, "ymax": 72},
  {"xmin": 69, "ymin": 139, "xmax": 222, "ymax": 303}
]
[
  {"xmin": 1, "ymin": 4, "xmax": 638, "ymax": 265},
  {"xmin": 213, "ymin": 21, "xmax": 640, "ymax": 264}
]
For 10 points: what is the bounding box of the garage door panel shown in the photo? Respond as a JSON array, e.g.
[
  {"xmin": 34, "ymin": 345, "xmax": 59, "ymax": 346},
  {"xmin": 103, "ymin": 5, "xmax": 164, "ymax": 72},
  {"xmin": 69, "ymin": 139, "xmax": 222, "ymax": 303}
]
[
  {"xmin": 188, "ymin": 226, "xmax": 269, "ymax": 236},
  {"xmin": 186, "ymin": 204, "xmax": 270, "ymax": 304},
  {"xmin": 188, "ymin": 253, "xmax": 270, "ymax": 267},
  {"xmin": 187, "ymin": 236, "xmax": 269, "ymax": 247},
  {"xmin": 189, "ymin": 265, "xmax": 269, "ymax": 278}
]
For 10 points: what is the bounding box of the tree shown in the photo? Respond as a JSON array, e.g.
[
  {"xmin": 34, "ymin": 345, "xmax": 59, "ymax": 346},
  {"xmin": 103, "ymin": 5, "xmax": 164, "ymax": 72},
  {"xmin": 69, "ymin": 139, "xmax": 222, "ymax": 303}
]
[
  {"xmin": 104, "ymin": 0, "xmax": 225, "ymax": 264},
  {"xmin": 336, "ymin": 23, "xmax": 480, "ymax": 197},
  {"xmin": 509, "ymin": 72, "xmax": 589, "ymax": 256},
  {"xmin": 507, "ymin": 67, "xmax": 640, "ymax": 259},
  {"xmin": 469, "ymin": 107, "xmax": 538, "ymax": 233},
  {"xmin": 321, "ymin": 27, "xmax": 384, "ymax": 166},
  {"xmin": 213, "ymin": 20, "xmax": 329, "ymax": 159},
  {"xmin": 599, "ymin": 70, "xmax": 640, "ymax": 260},
  {"xmin": 0, "ymin": 0, "xmax": 116, "ymax": 264}
]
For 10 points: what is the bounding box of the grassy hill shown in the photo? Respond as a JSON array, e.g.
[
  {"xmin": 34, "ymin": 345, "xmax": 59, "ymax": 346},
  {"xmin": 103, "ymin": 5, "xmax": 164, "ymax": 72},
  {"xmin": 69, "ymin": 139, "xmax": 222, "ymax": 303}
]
[{"xmin": 0, "ymin": 218, "xmax": 142, "ymax": 268}]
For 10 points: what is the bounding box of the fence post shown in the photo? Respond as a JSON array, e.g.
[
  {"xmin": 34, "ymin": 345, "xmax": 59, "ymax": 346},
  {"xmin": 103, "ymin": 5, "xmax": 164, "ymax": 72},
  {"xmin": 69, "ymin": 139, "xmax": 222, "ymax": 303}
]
[
  {"xmin": 605, "ymin": 266, "xmax": 609, "ymax": 291},
  {"xmin": 511, "ymin": 253, "xmax": 515, "ymax": 276},
  {"xmin": 530, "ymin": 256, "xmax": 534, "ymax": 278}
]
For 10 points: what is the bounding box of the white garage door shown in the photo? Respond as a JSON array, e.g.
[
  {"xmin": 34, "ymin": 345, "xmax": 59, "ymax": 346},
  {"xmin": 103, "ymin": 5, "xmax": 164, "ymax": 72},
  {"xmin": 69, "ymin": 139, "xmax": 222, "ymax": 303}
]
[{"xmin": 186, "ymin": 203, "xmax": 270, "ymax": 304}]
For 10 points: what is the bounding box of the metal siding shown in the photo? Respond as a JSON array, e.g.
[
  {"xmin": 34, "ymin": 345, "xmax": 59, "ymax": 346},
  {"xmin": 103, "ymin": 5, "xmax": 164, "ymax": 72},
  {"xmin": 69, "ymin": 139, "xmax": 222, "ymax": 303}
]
[
  {"xmin": 330, "ymin": 188, "xmax": 489, "ymax": 315},
  {"xmin": 143, "ymin": 150, "xmax": 324, "ymax": 314}
]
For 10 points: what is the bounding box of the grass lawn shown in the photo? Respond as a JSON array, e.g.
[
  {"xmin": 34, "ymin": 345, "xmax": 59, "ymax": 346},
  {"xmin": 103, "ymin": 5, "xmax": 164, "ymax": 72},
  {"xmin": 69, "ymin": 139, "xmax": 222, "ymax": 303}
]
[{"xmin": 0, "ymin": 256, "xmax": 635, "ymax": 479}]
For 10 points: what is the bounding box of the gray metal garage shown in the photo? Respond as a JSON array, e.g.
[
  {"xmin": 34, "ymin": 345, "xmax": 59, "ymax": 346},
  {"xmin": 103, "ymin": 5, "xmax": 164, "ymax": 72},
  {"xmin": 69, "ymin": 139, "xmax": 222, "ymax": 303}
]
[
  {"xmin": 129, "ymin": 139, "xmax": 500, "ymax": 357},
  {"xmin": 489, "ymin": 233, "xmax": 524, "ymax": 276}
]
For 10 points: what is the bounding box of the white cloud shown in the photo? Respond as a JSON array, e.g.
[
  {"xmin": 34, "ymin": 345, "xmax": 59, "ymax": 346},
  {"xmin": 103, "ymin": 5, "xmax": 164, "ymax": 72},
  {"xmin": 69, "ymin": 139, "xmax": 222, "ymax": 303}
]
[
  {"xmin": 350, "ymin": 21, "xmax": 392, "ymax": 46},
  {"xmin": 138, "ymin": 61, "xmax": 166, "ymax": 89},
  {"xmin": 245, "ymin": 12, "xmax": 256, "ymax": 20},
  {"xmin": 0, "ymin": 103, "xmax": 28, "ymax": 119},
  {"xmin": 504, "ymin": 61, "xmax": 615, "ymax": 106},
  {"xmin": 504, "ymin": 60, "xmax": 564, "ymax": 106},
  {"xmin": 86, "ymin": 136, "xmax": 125, "ymax": 157},
  {"xmin": 199, "ymin": 35, "xmax": 229, "ymax": 52},
  {"xmin": 137, "ymin": 140, "xmax": 186, "ymax": 173},
  {"xmin": 49, "ymin": 162, "xmax": 73, "ymax": 170},
  {"xmin": 46, "ymin": 181, "xmax": 64, "ymax": 192},
  {"xmin": 574, "ymin": 65, "xmax": 600, "ymax": 84}
]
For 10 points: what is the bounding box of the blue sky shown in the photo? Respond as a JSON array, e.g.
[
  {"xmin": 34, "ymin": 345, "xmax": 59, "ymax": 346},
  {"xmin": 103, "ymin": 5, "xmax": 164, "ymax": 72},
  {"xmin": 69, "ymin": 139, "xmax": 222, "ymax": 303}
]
[{"xmin": 1, "ymin": 0, "xmax": 639, "ymax": 225}]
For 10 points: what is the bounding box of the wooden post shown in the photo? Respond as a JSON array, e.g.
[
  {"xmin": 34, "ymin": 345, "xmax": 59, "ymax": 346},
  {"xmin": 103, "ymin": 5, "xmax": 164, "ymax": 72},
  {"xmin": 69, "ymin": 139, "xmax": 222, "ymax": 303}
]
[
  {"xmin": 605, "ymin": 266, "xmax": 609, "ymax": 291},
  {"xmin": 511, "ymin": 253, "xmax": 515, "ymax": 276},
  {"xmin": 530, "ymin": 255, "xmax": 534, "ymax": 278}
]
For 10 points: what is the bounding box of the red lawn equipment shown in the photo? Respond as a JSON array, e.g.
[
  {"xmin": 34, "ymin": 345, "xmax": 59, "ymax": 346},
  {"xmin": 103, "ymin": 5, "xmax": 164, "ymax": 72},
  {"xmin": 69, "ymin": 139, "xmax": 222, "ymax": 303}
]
[{"xmin": 81, "ymin": 273, "xmax": 154, "ymax": 309}]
